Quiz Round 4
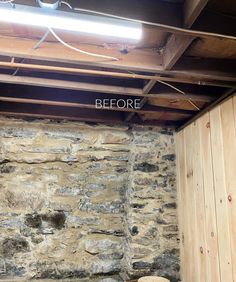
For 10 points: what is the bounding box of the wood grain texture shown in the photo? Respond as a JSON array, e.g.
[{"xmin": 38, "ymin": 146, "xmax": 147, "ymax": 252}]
[{"xmin": 176, "ymin": 94, "xmax": 236, "ymax": 282}]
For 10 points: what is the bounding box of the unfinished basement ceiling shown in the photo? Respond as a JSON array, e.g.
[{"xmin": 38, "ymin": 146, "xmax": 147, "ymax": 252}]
[{"xmin": 0, "ymin": 0, "xmax": 235, "ymax": 128}]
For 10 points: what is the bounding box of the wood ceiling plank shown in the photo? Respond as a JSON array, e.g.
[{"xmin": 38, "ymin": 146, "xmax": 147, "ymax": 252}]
[
  {"xmin": 139, "ymin": 112, "xmax": 190, "ymax": 121},
  {"xmin": 186, "ymin": 38, "xmax": 236, "ymax": 59},
  {"xmin": 151, "ymin": 93, "xmax": 213, "ymax": 102},
  {"xmin": 149, "ymin": 98, "xmax": 206, "ymax": 110},
  {"xmin": 173, "ymin": 57, "xmax": 236, "ymax": 74},
  {"xmin": 0, "ymin": 35, "xmax": 163, "ymax": 73}
]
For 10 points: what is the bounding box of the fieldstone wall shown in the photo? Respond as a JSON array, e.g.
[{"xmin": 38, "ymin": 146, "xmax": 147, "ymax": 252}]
[
  {"xmin": 0, "ymin": 117, "xmax": 179, "ymax": 281},
  {"xmin": 123, "ymin": 128, "xmax": 179, "ymax": 282}
]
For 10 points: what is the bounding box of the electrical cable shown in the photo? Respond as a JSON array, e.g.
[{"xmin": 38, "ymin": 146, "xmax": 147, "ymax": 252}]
[
  {"xmin": 48, "ymin": 27, "xmax": 119, "ymax": 61},
  {"xmin": 57, "ymin": 2, "xmax": 121, "ymax": 61},
  {"xmin": 33, "ymin": 30, "xmax": 50, "ymax": 49},
  {"xmin": 157, "ymin": 80, "xmax": 201, "ymax": 111},
  {"xmin": 12, "ymin": 58, "xmax": 25, "ymax": 76},
  {"xmin": 61, "ymin": 0, "xmax": 73, "ymax": 10},
  {"xmin": 127, "ymin": 69, "xmax": 201, "ymax": 111}
]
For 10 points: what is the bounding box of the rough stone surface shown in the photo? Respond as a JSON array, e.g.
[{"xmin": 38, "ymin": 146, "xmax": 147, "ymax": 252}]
[
  {"xmin": 123, "ymin": 126, "xmax": 179, "ymax": 282},
  {"xmin": 0, "ymin": 118, "xmax": 179, "ymax": 281}
]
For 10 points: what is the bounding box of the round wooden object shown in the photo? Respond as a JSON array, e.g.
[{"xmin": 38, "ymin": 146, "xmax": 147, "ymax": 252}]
[{"xmin": 138, "ymin": 277, "xmax": 170, "ymax": 282}]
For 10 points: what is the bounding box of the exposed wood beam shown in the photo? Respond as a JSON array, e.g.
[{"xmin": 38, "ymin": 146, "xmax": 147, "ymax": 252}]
[
  {"xmin": 184, "ymin": 0, "xmax": 209, "ymax": 27},
  {"xmin": 0, "ymin": 101, "xmax": 124, "ymax": 124},
  {"xmin": 0, "ymin": 74, "xmax": 143, "ymax": 96},
  {"xmin": 125, "ymin": 79, "xmax": 156, "ymax": 121},
  {"xmin": 0, "ymin": 35, "xmax": 163, "ymax": 73},
  {"xmin": 142, "ymin": 80, "xmax": 157, "ymax": 94},
  {"xmin": 0, "ymin": 111, "xmax": 181, "ymax": 128},
  {"xmin": 163, "ymin": 0, "xmax": 209, "ymax": 70},
  {"xmin": 0, "ymin": 111, "xmax": 116, "ymax": 124},
  {"xmin": 152, "ymin": 92, "xmax": 213, "ymax": 102},
  {"xmin": 0, "ymin": 61, "xmax": 235, "ymax": 88},
  {"xmin": 0, "ymin": 96, "xmax": 196, "ymax": 116},
  {"xmin": 0, "ymin": 29, "xmax": 234, "ymax": 75},
  {"xmin": 163, "ymin": 34, "xmax": 195, "ymax": 70},
  {"xmin": 0, "ymin": 74, "xmax": 214, "ymax": 101}
]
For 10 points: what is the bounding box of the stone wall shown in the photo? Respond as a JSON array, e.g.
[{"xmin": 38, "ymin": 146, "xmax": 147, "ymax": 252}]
[
  {"xmin": 0, "ymin": 117, "xmax": 179, "ymax": 281},
  {"xmin": 124, "ymin": 128, "xmax": 179, "ymax": 282}
]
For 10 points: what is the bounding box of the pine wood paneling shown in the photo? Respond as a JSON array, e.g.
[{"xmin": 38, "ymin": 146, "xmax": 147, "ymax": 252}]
[{"xmin": 176, "ymin": 94, "xmax": 236, "ymax": 282}]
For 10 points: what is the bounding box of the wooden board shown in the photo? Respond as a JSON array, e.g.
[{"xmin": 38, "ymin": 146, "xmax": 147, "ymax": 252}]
[
  {"xmin": 199, "ymin": 113, "xmax": 220, "ymax": 282},
  {"xmin": 184, "ymin": 124, "xmax": 199, "ymax": 281},
  {"xmin": 210, "ymin": 105, "xmax": 233, "ymax": 282},
  {"xmin": 187, "ymin": 38, "xmax": 236, "ymax": 59},
  {"xmin": 220, "ymin": 99, "xmax": 236, "ymax": 281},
  {"xmin": 176, "ymin": 94, "xmax": 236, "ymax": 282},
  {"xmin": 192, "ymin": 120, "xmax": 207, "ymax": 282}
]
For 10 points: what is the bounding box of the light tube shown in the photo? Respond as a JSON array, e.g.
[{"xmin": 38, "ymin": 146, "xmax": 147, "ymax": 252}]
[{"xmin": 0, "ymin": 4, "xmax": 142, "ymax": 40}]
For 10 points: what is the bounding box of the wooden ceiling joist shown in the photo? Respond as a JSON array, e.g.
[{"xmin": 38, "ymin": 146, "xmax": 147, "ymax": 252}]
[
  {"xmin": 0, "ymin": 110, "xmax": 181, "ymax": 127},
  {"xmin": 0, "ymin": 96, "xmax": 196, "ymax": 116},
  {"xmin": 0, "ymin": 35, "xmax": 163, "ymax": 73},
  {"xmin": 163, "ymin": 34, "xmax": 195, "ymax": 70},
  {"xmin": 0, "ymin": 99, "xmax": 183, "ymax": 128},
  {"xmin": 184, "ymin": 0, "xmax": 209, "ymax": 27},
  {"xmin": 0, "ymin": 61, "xmax": 235, "ymax": 88},
  {"xmin": 163, "ymin": 0, "xmax": 209, "ymax": 70},
  {"xmin": 0, "ymin": 74, "xmax": 213, "ymax": 102},
  {"xmin": 0, "ymin": 73, "xmax": 143, "ymax": 96}
]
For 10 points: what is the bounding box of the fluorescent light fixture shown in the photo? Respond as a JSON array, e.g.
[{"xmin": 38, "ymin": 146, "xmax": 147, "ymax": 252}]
[
  {"xmin": 37, "ymin": 0, "xmax": 60, "ymax": 10},
  {"xmin": 0, "ymin": 4, "xmax": 142, "ymax": 40}
]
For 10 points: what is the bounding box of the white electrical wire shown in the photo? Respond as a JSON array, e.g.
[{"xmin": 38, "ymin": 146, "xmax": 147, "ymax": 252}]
[
  {"xmin": 127, "ymin": 68, "xmax": 201, "ymax": 111},
  {"xmin": 73, "ymin": 7, "xmax": 236, "ymax": 41},
  {"xmin": 157, "ymin": 80, "xmax": 201, "ymax": 111},
  {"xmin": 48, "ymin": 27, "xmax": 119, "ymax": 61},
  {"xmin": 61, "ymin": 0, "xmax": 73, "ymax": 10}
]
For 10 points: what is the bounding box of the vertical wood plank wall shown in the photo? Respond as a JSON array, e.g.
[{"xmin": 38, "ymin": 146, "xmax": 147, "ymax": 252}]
[{"xmin": 176, "ymin": 95, "xmax": 236, "ymax": 282}]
